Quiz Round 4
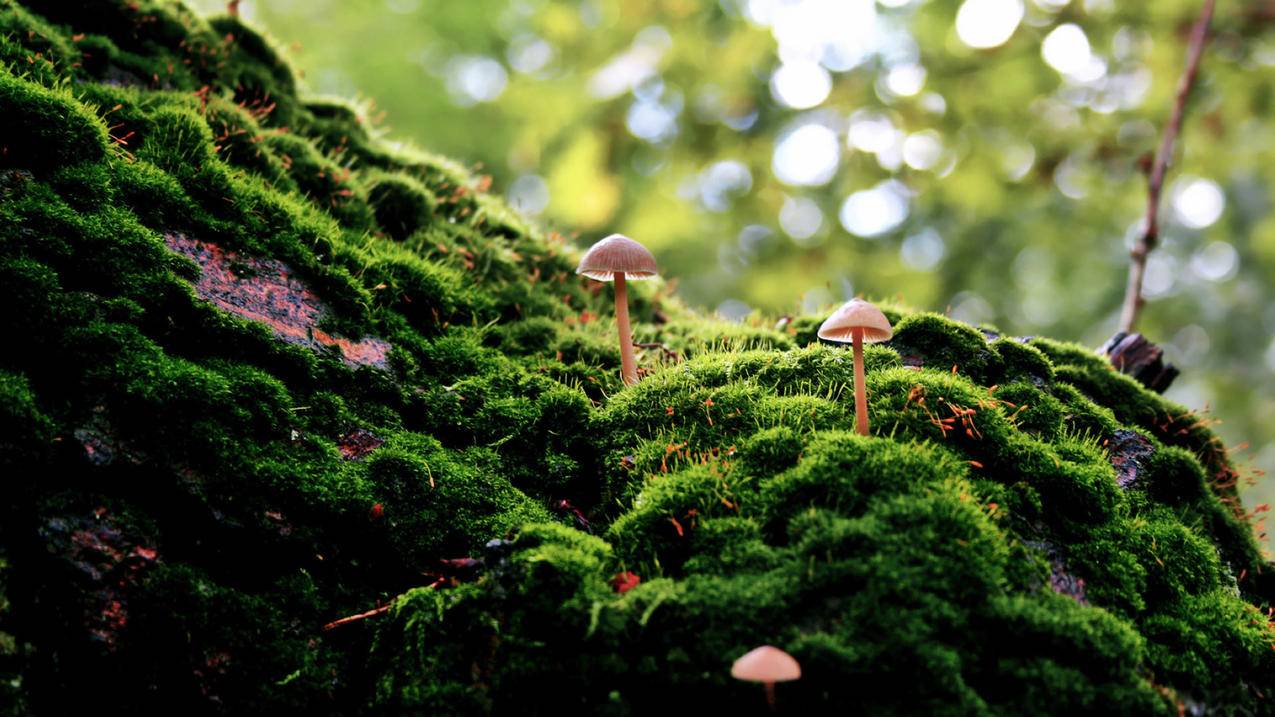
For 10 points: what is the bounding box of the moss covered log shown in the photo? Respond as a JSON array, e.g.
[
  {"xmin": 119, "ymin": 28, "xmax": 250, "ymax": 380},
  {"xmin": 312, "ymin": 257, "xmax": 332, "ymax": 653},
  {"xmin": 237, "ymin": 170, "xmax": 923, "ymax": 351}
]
[{"xmin": 0, "ymin": 1, "xmax": 1272, "ymax": 715}]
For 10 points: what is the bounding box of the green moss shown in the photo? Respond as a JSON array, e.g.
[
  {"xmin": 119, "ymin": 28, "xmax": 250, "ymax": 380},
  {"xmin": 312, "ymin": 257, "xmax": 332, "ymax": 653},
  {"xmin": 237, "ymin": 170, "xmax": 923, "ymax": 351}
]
[
  {"xmin": 0, "ymin": 369, "xmax": 53, "ymax": 472},
  {"xmin": 208, "ymin": 16, "xmax": 296, "ymax": 95},
  {"xmin": 771, "ymin": 431, "xmax": 958, "ymax": 512},
  {"xmin": 261, "ymin": 132, "xmax": 373, "ymax": 228},
  {"xmin": 642, "ymin": 318, "xmax": 796, "ymax": 356},
  {"xmin": 993, "ymin": 337, "xmax": 1055, "ymax": 385},
  {"xmin": 202, "ymin": 97, "xmax": 297, "ymax": 189},
  {"xmin": 0, "ymin": 1, "xmax": 1269, "ymax": 714},
  {"xmin": 889, "ymin": 312, "xmax": 1003, "ymax": 382},
  {"xmin": 135, "ymin": 105, "xmax": 217, "ymax": 174},
  {"xmin": 992, "ymin": 381, "xmax": 1065, "ymax": 439},
  {"xmin": 362, "ymin": 441, "xmax": 551, "ymax": 560},
  {"xmin": 1140, "ymin": 446, "xmax": 1209, "ymax": 506},
  {"xmin": 1142, "ymin": 591, "xmax": 1275, "ymax": 709},
  {"xmin": 366, "ymin": 170, "xmax": 436, "ymax": 240},
  {"xmin": 363, "ymin": 243, "xmax": 471, "ymax": 333},
  {"xmin": 0, "ymin": 72, "xmax": 109, "ymax": 173}
]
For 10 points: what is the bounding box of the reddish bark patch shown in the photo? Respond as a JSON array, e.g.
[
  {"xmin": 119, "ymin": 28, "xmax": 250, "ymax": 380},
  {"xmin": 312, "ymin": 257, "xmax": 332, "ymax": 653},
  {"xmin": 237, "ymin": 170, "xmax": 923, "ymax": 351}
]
[
  {"xmin": 71, "ymin": 407, "xmax": 143, "ymax": 467},
  {"xmin": 74, "ymin": 426, "xmax": 116, "ymax": 466},
  {"xmin": 39, "ymin": 509, "xmax": 159, "ymax": 651},
  {"xmin": 337, "ymin": 428, "xmax": 384, "ymax": 461},
  {"xmin": 165, "ymin": 232, "xmax": 391, "ymax": 369},
  {"xmin": 1047, "ymin": 561, "xmax": 1088, "ymax": 605},
  {"xmin": 1108, "ymin": 429, "xmax": 1155, "ymax": 490},
  {"xmin": 1025, "ymin": 539, "xmax": 1088, "ymax": 605}
]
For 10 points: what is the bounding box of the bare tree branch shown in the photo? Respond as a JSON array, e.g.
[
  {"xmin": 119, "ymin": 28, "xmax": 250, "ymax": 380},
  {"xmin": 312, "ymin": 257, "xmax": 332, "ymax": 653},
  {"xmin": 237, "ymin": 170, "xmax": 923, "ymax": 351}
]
[{"xmin": 1118, "ymin": 0, "xmax": 1216, "ymax": 334}]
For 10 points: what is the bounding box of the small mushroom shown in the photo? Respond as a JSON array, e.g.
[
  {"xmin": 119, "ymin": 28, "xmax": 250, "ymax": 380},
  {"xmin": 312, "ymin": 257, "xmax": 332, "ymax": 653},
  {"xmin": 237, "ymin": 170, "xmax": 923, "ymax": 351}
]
[
  {"xmin": 576, "ymin": 234, "xmax": 659, "ymax": 386},
  {"xmin": 731, "ymin": 644, "xmax": 801, "ymax": 710},
  {"xmin": 818, "ymin": 298, "xmax": 893, "ymax": 436}
]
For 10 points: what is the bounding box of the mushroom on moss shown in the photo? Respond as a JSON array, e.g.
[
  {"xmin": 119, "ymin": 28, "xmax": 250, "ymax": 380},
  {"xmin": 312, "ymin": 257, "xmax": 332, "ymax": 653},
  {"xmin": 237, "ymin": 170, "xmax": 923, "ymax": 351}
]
[
  {"xmin": 576, "ymin": 234, "xmax": 659, "ymax": 386},
  {"xmin": 818, "ymin": 298, "xmax": 893, "ymax": 436},
  {"xmin": 731, "ymin": 644, "xmax": 801, "ymax": 710}
]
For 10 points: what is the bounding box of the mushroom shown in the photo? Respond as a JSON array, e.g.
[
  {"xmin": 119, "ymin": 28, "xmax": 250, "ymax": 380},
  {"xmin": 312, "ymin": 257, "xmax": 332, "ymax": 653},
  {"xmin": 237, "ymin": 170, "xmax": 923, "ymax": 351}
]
[
  {"xmin": 731, "ymin": 644, "xmax": 801, "ymax": 710},
  {"xmin": 818, "ymin": 298, "xmax": 893, "ymax": 436},
  {"xmin": 576, "ymin": 233, "xmax": 659, "ymax": 386}
]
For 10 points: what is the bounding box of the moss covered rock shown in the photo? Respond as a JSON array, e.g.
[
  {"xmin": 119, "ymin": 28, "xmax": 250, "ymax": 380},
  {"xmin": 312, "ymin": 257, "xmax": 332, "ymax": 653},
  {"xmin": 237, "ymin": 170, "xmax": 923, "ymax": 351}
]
[{"xmin": 0, "ymin": 2, "xmax": 1271, "ymax": 715}]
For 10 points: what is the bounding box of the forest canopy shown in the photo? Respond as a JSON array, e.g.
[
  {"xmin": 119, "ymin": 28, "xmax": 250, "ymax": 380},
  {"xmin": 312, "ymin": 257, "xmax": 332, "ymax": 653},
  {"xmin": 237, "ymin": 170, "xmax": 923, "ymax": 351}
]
[{"xmin": 192, "ymin": 0, "xmax": 1275, "ymax": 520}]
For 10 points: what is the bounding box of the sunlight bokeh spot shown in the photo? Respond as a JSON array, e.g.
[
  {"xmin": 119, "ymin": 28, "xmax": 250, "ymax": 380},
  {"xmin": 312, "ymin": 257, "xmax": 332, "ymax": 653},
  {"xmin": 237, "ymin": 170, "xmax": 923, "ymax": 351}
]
[
  {"xmin": 770, "ymin": 0, "xmax": 879, "ymax": 70},
  {"xmin": 507, "ymin": 34, "xmax": 554, "ymax": 75},
  {"xmin": 1190, "ymin": 241, "xmax": 1239, "ymax": 282},
  {"xmin": 900, "ymin": 229, "xmax": 945, "ymax": 270},
  {"xmin": 507, "ymin": 174, "xmax": 550, "ymax": 216},
  {"xmin": 699, "ymin": 160, "xmax": 754, "ymax": 212},
  {"xmin": 848, "ymin": 110, "xmax": 900, "ymax": 153},
  {"xmin": 1052, "ymin": 154, "xmax": 1088, "ymax": 199},
  {"xmin": 948, "ymin": 291, "xmax": 995, "ymax": 325},
  {"xmin": 955, "ymin": 0, "xmax": 1024, "ymax": 50},
  {"xmin": 588, "ymin": 26, "xmax": 670, "ymax": 99},
  {"xmin": 1172, "ymin": 177, "xmax": 1226, "ymax": 229},
  {"xmin": 780, "ymin": 195, "xmax": 825, "ymax": 244},
  {"xmin": 627, "ymin": 92, "xmax": 681, "ymax": 144},
  {"xmin": 773, "ymin": 122, "xmax": 840, "ymax": 186},
  {"xmin": 1143, "ymin": 253, "xmax": 1179, "ymax": 298},
  {"xmin": 997, "ymin": 138, "xmax": 1035, "ymax": 182},
  {"xmin": 839, "ymin": 180, "xmax": 910, "ymax": 237},
  {"xmin": 902, "ymin": 130, "xmax": 943, "ymax": 171},
  {"xmin": 1042, "ymin": 24, "xmax": 1091, "ymax": 77},
  {"xmin": 443, "ymin": 55, "xmax": 507, "ymax": 106},
  {"xmin": 770, "ymin": 61, "xmax": 833, "ymax": 109},
  {"xmin": 885, "ymin": 63, "xmax": 926, "ymax": 97}
]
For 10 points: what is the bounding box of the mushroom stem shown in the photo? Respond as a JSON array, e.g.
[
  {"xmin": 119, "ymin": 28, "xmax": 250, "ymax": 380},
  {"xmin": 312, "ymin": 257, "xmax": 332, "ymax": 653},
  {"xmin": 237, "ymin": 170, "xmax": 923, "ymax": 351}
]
[
  {"xmin": 853, "ymin": 327, "xmax": 868, "ymax": 436},
  {"xmin": 764, "ymin": 682, "xmax": 777, "ymax": 711},
  {"xmin": 614, "ymin": 272, "xmax": 638, "ymax": 385}
]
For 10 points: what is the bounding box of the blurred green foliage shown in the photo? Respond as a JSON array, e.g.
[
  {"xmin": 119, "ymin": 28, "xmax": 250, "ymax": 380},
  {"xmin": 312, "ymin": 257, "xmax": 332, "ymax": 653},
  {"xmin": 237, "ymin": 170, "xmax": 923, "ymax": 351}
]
[{"xmin": 192, "ymin": 0, "xmax": 1275, "ymax": 530}]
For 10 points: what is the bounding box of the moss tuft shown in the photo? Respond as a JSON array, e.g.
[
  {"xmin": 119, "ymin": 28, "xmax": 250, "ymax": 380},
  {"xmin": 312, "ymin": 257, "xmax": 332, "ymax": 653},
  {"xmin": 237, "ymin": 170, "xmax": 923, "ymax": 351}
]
[
  {"xmin": 366, "ymin": 170, "xmax": 436, "ymax": 240},
  {"xmin": 0, "ymin": 72, "xmax": 109, "ymax": 173}
]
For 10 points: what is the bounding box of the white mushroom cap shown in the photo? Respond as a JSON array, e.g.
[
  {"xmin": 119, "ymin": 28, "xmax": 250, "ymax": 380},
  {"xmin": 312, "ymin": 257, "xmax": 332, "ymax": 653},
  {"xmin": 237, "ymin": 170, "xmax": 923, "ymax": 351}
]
[
  {"xmin": 817, "ymin": 298, "xmax": 893, "ymax": 343},
  {"xmin": 730, "ymin": 645, "xmax": 801, "ymax": 683},
  {"xmin": 576, "ymin": 234, "xmax": 659, "ymax": 281}
]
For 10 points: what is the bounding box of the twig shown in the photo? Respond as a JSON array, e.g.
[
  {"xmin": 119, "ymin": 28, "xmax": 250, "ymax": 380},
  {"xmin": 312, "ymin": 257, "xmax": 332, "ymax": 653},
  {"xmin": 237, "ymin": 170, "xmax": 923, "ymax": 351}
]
[
  {"xmin": 322, "ymin": 577, "xmax": 448, "ymax": 631},
  {"xmin": 1118, "ymin": 0, "xmax": 1216, "ymax": 333},
  {"xmin": 634, "ymin": 342, "xmax": 681, "ymax": 361},
  {"xmin": 322, "ymin": 603, "xmax": 392, "ymax": 631}
]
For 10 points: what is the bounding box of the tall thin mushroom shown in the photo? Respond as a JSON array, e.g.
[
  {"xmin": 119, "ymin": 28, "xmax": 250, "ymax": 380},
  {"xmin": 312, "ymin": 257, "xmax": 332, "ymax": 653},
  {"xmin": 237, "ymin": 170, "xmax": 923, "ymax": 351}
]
[
  {"xmin": 818, "ymin": 299, "xmax": 893, "ymax": 436},
  {"xmin": 576, "ymin": 234, "xmax": 660, "ymax": 386}
]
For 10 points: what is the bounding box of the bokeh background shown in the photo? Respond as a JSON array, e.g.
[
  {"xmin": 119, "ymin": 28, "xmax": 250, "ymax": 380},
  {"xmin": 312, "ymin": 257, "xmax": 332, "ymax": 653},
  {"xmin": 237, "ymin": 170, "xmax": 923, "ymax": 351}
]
[{"xmin": 189, "ymin": 0, "xmax": 1275, "ymax": 537}]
